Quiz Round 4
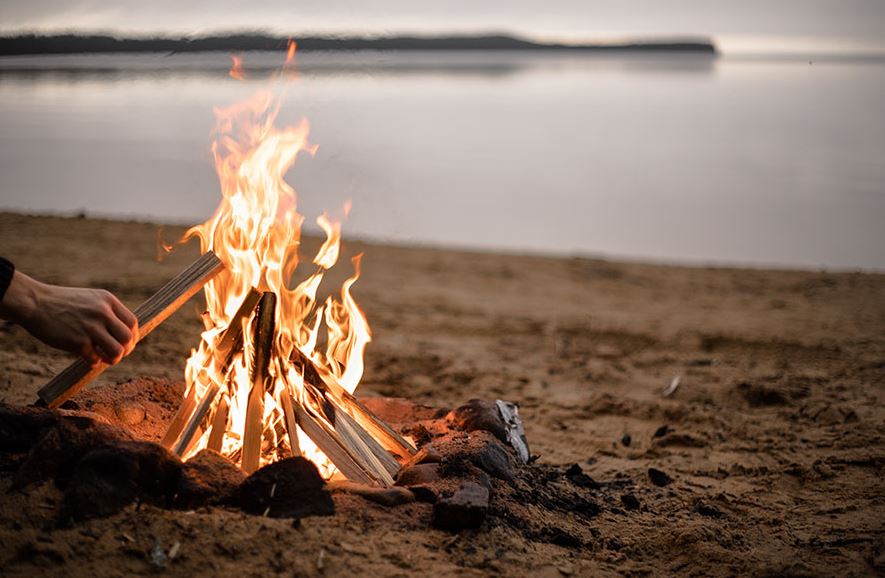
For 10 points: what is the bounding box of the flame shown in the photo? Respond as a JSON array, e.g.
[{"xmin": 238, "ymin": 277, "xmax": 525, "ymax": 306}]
[
  {"xmin": 229, "ymin": 55, "xmax": 245, "ymax": 80},
  {"xmin": 181, "ymin": 52, "xmax": 371, "ymax": 475},
  {"xmin": 286, "ymin": 39, "xmax": 297, "ymax": 64}
]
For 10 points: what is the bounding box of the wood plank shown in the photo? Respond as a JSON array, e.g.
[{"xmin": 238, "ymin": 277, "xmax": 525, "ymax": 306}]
[
  {"xmin": 206, "ymin": 395, "xmax": 230, "ymax": 452},
  {"xmin": 171, "ymin": 382, "xmax": 220, "ymax": 457},
  {"xmin": 280, "ymin": 389, "xmax": 301, "ymax": 458},
  {"xmin": 290, "ymin": 347, "xmax": 416, "ymax": 458},
  {"xmin": 160, "ymin": 385, "xmax": 198, "ymax": 449},
  {"xmin": 37, "ymin": 251, "xmax": 225, "ymax": 409},
  {"xmin": 241, "ymin": 292, "xmax": 276, "ymax": 474},
  {"xmin": 292, "ymin": 400, "xmax": 377, "ymax": 486},
  {"xmin": 214, "ymin": 287, "xmax": 261, "ymax": 374}
]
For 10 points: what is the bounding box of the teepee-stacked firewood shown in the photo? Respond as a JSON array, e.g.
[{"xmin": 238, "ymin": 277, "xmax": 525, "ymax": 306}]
[
  {"xmin": 158, "ymin": 286, "xmax": 414, "ymax": 485},
  {"xmin": 36, "ymin": 252, "xmax": 415, "ymax": 487}
]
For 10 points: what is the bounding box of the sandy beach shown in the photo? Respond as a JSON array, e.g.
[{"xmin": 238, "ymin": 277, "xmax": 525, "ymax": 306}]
[{"xmin": 1, "ymin": 211, "xmax": 883, "ymax": 576}]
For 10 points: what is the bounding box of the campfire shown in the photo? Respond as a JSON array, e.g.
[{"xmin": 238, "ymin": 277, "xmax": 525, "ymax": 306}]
[{"xmin": 37, "ymin": 45, "xmax": 415, "ymax": 485}]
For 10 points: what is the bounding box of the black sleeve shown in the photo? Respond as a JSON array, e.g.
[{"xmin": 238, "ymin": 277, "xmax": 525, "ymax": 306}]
[{"xmin": 0, "ymin": 257, "xmax": 14, "ymax": 302}]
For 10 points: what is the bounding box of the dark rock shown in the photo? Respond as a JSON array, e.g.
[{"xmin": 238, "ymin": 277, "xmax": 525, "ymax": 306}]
[
  {"xmin": 236, "ymin": 457, "xmax": 334, "ymax": 519},
  {"xmin": 60, "ymin": 441, "xmax": 182, "ymax": 523},
  {"xmin": 532, "ymin": 527, "xmax": 584, "ymax": 548},
  {"xmin": 396, "ymin": 463, "xmax": 441, "ymax": 486},
  {"xmin": 565, "ymin": 463, "xmax": 599, "ymax": 489},
  {"xmin": 432, "ymin": 481, "xmax": 489, "ymax": 530},
  {"xmin": 409, "ymin": 485, "xmax": 438, "ymax": 503},
  {"xmin": 467, "ymin": 436, "xmax": 514, "ymax": 483},
  {"xmin": 447, "ymin": 399, "xmax": 508, "ymax": 444},
  {"xmin": 648, "ymin": 467, "xmax": 673, "ymax": 487},
  {"xmin": 736, "ymin": 382, "xmax": 790, "ymax": 407},
  {"xmin": 653, "ymin": 425, "xmax": 670, "ymax": 438},
  {"xmin": 328, "ymin": 481, "xmax": 415, "ymax": 507},
  {"xmin": 174, "ymin": 449, "xmax": 245, "ymax": 509},
  {"xmin": 0, "ymin": 403, "xmax": 58, "ymax": 453},
  {"xmin": 568, "ymin": 496, "xmax": 601, "ymax": 519},
  {"xmin": 695, "ymin": 501, "xmax": 725, "ymax": 518},
  {"xmin": 621, "ymin": 434, "xmax": 632, "ymax": 447},
  {"xmin": 621, "ymin": 493, "xmax": 641, "ymax": 510},
  {"xmin": 14, "ymin": 414, "xmax": 133, "ymax": 489}
]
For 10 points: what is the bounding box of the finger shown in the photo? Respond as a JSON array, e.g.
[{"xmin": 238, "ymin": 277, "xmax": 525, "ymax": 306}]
[
  {"xmin": 79, "ymin": 342, "xmax": 101, "ymax": 366},
  {"xmin": 91, "ymin": 328, "xmax": 125, "ymax": 365},
  {"xmin": 105, "ymin": 314, "xmax": 135, "ymax": 353},
  {"xmin": 108, "ymin": 294, "xmax": 138, "ymax": 331}
]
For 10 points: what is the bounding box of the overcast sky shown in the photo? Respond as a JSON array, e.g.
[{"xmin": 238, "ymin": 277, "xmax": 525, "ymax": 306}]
[{"xmin": 2, "ymin": 0, "xmax": 884, "ymax": 53}]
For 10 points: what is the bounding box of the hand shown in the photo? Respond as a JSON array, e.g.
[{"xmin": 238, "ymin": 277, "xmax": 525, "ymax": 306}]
[{"xmin": 0, "ymin": 271, "xmax": 138, "ymax": 365}]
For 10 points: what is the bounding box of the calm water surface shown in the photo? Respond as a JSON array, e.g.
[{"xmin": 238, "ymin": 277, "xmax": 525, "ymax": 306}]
[{"xmin": 0, "ymin": 51, "xmax": 883, "ymax": 270}]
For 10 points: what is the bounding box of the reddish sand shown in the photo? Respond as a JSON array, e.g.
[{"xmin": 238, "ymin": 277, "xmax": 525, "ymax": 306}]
[{"xmin": 0, "ymin": 212, "xmax": 883, "ymax": 576}]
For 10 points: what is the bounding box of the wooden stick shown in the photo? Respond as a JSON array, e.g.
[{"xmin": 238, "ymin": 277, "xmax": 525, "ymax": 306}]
[
  {"xmin": 290, "ymin": 348, "xmax": 416, "ymax": 458},
  {"xmin": 206, "ymin": 394, "xmax": 230, "ymax": 452},
  {"xmin": 292, "ymin": 400, "xmax": 377, "ymax": 486},
  {"xmin": 241, "ymin": 292, "xmax": 276, "ymax": 474},
  {"xmin": 160, "ymin": 385, "xmax": 198, "ymax": 449},
  {"xmin": 331, "ymin": 405, "xmax": 396, "ymax": 485},
  {"xmin": 215, "ymin": 288, "xmax": 262, "ymax": 373},
  {"xmin": 172, "ymin": 382, "xmax": 219, "ymax": 457},
  {"xmin": 37, "ymin": 251, "xmax": 225, "ymax": 409},
  {"xmin": 280, "ymin": 388, "xmax": 301, "ymax": 458},
  {"xmin": 162, "ymin": 288, "xmax": 257, "ymax": 451}
]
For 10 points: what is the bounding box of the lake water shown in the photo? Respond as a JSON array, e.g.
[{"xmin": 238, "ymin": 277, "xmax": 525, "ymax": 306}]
[{"xmin": 0, "ymin": 51, "xmax": 883, "ymax": 270}]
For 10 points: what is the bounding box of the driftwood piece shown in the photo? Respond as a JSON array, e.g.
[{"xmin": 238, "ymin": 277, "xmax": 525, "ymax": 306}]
[
  {"xmin": 495, "ymin": 400, "xmax": 531, "ymax": 464},
  {"xmin": 37, "ymin": 251, "xmax": 225, "ymax": 409},
  {"xmin": 241, "ymin": 292, "xmax": 276, "ymax": 474}
]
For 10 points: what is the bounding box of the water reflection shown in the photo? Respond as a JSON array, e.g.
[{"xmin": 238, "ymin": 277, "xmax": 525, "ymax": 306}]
[{"xmin": 0, "ymin": 52, "xmax": 882, "ymax": 270}]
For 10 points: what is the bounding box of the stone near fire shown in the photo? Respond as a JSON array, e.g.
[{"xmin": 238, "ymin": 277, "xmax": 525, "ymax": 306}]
[
  {"xmin": 236, "ymin": 457, "xmax": 334, "ymax": 519},
  {"xmin": 60, "ymin": 441, "xmax": 182, "ymax": 523},
  {"xmin": 396, "ymin": 462, "xmax": 441, "ymax": 487},
  {"xmin": 432, "ymin": 481, "xmax": 490, "ymax": 530},
  {"xmin": 435, "ymin": 431, "xmax": 515, "ymax": 483},
  {"xmin": 174, "ymin": 449, "xmax": 245, "ymax": 509},
  {"xmin": 447, "ymin": 399, "xmax": 509, "ymax": 444},
  {"xmin": 0, "ymin": 402, "xmax": 58, "ymax": 454},
  {"xmin": 13, "ymin": 412, "xmax": 134, "ymax": 489},
  {"xmin": 328, "ymin": 480, "xmax": 416, "ymax": 507},
  {"xmin": 114, "ymin": 400, "xmax": 146, "ymax": 426}
]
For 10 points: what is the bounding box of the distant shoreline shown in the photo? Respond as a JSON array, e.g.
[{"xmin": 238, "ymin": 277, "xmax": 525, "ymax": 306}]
[{"xmin": 0, "ymin": 33, "xmax": 717, "ymax": 56}]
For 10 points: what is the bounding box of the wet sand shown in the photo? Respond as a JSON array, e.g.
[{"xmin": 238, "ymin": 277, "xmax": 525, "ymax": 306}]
[{"xmin": 0, "ymin": 211, "xmax": 883, "ymax": 576}]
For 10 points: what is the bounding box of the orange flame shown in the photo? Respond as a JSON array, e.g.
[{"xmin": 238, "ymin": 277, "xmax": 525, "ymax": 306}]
[
  {"xmin": 181, "ymin": 52, "xmax": 371, "ymax": 475},
  {"xmin": 286, "ymin": 39, "xmax": 297, "ymax": 64},
  {"xmin": 229, "ymin": 55, "xmax": 245, "ymax": 80}
]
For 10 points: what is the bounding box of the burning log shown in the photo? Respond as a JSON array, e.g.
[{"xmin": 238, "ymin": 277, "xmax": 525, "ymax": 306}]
[
  {"xmin": 241, "ymin": 292, "xmax": 276, "ymax": 474},
  {"xmin": 171, "ymin": 382, "xmax": 220, "ymax": 457},
  {"xmin": 162, "ymin": 287, "xmax": 260, "ymax": 452},
  {"xmin": 279, "ymin": 390, "xmax": 301, "ymax": 458},
  {"xmin": 206, "ymin": 395, "xmax": 230, "ymax": 452},
  {"xmin": 291, "ymin": 395, "xmax": 385, "ymax": 486},
  {"xmin": 37, "ymin": 251, "xmax": 225, "ymax": 409},
  {"xmin": 290, "ymin": 348, "xmax": 416, "ymax": 459}
]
